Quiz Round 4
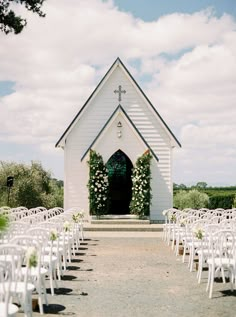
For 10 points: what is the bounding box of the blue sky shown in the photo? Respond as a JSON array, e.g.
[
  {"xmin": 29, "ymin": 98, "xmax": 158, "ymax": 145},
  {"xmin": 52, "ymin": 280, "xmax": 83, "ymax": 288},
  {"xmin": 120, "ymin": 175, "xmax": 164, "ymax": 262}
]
[
  {"xmin": 0, "ymin": 81, "xmax": 15, "ymax": 97},
  {"xmin": 114, "ymin": 0, "xmax": 236, "ymax": 20},
  {"xmin": 0, "ymin": 0, "xmax": 235, "ymax": 186}
]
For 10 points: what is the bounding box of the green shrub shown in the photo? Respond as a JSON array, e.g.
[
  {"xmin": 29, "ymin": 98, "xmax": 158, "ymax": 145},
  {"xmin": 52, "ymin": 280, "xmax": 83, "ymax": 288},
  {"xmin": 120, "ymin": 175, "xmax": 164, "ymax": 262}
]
[
  {"xmin": 174, "ymin": 189, "xmax": 209, "ymax": 209},
  {"xmin": 174, "ymin": 190, "xmax": 189, "ymax": 210},
  {"xmin": 208, "ymin": 194, "xmax": 235, "ymax": 209}
]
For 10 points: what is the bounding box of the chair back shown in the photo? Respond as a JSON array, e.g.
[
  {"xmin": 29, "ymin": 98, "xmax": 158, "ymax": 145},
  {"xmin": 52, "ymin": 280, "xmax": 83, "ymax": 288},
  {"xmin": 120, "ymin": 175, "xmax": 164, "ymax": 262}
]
[{"xmin": 0, "ymin": 262, "xmax": 13, "ymax": 317}]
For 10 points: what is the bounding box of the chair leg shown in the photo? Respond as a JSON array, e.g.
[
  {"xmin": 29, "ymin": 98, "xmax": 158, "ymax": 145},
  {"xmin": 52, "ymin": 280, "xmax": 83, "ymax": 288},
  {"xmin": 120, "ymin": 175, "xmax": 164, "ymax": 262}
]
[
  {"xmin": 209, "ymin": 265, "xmax": 215, "ymax": 299},
  {"xmin": 36, "ymin": 279, "xmax": 46, "ymax": 314},
  {"xmin": 42, "ymin": 278, "xmax": 48, "ymax": 306},
  {"xmin": 57, "ymin": 259, "xmax": 62, "ymax": 280},
  {"xmin": 197, "ymin": 256, "xmax": 204, "ymax": 284},
  {"xmin": 53, "ymin": 269, "xmax": 58, "ymax": 289},
  {"xmin": 175, "ymin": 235, "xmax": 179, "ymax": 256},
  {"xmin": 37, "ymin": 294, "xmax": 44, "ymax": 315},
  {"xmin": 189, "ymin": 249, "xmax": 194, "ymax": 272},
  {"xmin": 230, "ymin": 269, "xmax": 234, "ymax": 292},
  {"xmin": 182, "ymin": 244, "xmax": 187, "ymax": 263},
  {"xmin": 206, "ymin": 265, "xmax": 211, "ymax": 292},
  {"xmin": 48, "ymin": 267, "xmax": 55, "ymax": 296},
  {"xmin": 221, "ymin": 267, "xmax": 226, "ymax": 283},
  {"xmin": 23, "ymin": 292, "xmax": 33, "ymax": 317}
]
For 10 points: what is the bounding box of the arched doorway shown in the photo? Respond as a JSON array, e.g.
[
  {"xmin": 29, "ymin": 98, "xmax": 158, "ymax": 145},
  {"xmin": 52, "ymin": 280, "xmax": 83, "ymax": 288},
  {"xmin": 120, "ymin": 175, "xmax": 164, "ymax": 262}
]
[{"xmin": 106, "ymin": 150, "xmax": 133, "ymax": 214}]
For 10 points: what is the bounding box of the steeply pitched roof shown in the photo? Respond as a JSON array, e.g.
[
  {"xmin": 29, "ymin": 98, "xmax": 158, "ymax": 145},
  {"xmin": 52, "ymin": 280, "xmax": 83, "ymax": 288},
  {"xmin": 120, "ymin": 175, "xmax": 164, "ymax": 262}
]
[
  {"xmin": 81, "ymin": 104, "xmax": 159, "ymax": 162},
  {"xmin": 55, "ymin": 57, "xmax": 181, "ymax": 148}
]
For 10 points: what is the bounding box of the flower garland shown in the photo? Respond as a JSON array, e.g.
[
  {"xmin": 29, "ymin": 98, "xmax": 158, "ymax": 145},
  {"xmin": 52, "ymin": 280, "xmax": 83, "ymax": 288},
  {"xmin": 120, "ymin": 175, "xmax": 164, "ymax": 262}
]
[
  {"xmin": 129, "ymin": 151, "xmax": 152, "ymax": 219},
  {"xmin": 87, "ymin": 150, "xmax": 109, "ymax": 218}
]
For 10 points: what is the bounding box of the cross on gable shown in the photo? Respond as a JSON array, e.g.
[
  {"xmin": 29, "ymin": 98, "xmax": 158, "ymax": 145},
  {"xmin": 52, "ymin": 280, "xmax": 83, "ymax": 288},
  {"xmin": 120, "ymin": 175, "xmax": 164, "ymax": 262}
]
[{"xmin": 114, "ymin": 85, "xmax": 126, "ymax": 102}]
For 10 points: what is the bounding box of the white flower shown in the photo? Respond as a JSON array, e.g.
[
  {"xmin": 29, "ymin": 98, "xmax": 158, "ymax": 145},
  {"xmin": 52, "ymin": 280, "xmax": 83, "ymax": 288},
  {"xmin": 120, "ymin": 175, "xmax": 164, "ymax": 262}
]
[
  {"xmin": 180, "ymin": 219, "xmax": 186, "ymax": 227},
  {"xmin": 26, "ymin": 247, "xmax": 38, "ymax": 268},
  {"xmin": 77, "ymin": 210, "xmax": 85, "ymax": 219},
  {"xmin": 50, "ymin": 229, "xmax": 59, "ymax": 241},
  {"xmin": 162, "ymin": 210, "xmax": 168, "ymax": 216},
  {"xmin": 168, "ymin": 214, "xmax": 176, "ymax": 223},
  {"xmin": 194, "ymin": 228, "xmax": 204, "ymax": 240},
  {"xmin": 63, "ymin": 221, "xmax": 71, "ymax": 232},
  {"xmin": 72, "ymin": 210, "xmax": 85, "ymax": 223}
]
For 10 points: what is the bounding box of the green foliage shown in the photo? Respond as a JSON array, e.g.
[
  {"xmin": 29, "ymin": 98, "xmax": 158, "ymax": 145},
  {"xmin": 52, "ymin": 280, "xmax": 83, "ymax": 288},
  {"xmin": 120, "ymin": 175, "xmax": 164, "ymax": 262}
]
[
  {"xmin": 40, "ymin": 178, "xmax": 64, "ymax": 208},
  {"xmin": 174, "ymin": 184, "xmax": 236, "ymax": 209},
  {"xmin": 0, "ymin": 0, "xmax": 45, "ymax": 34},
  {"xmin": 204, "ymin": 187, "xmax": 236, "ymax": 196},
  {"xmin": 174, "ymin": 190, "xmax": 188, "ymax": 209},
  {"xmin": 196, "ymin": 182, "xmax": 207, "ymax": 189},
  {"xmin": 208, "ymin": 193, "xmax": 235, "ymax": 209},
  {"xmin": 173, "ymin": 183, "xmax": 187, "ymax": 190},
  {"xmin": 0, "ymin": 161, "xmax": 63, "ymax": 208},
  {"xmin": 0, "ymin": 214, "xmax": 9, "ymax": 231},
  {"xmin": 174, "ymin": 189, "xmax": 209, "ymax": 210},
  {"xmin": 87, "ymin": 150, "xmax": 109, "ymax": 218},
  {"xmin": 130, "ymin": 151, "xmax": 152, "ymax": 219}
]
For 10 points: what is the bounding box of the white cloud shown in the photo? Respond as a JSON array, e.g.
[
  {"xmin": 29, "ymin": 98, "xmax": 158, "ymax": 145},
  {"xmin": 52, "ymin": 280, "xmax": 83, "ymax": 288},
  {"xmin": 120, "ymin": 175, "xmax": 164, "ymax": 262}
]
[
  {"xmin": 0, "ymin": 0, "xmax": 235, "ymax": 184},
  {"xmin": 145, "ymin": 34, "xmax": 236, "ymax": 185}
]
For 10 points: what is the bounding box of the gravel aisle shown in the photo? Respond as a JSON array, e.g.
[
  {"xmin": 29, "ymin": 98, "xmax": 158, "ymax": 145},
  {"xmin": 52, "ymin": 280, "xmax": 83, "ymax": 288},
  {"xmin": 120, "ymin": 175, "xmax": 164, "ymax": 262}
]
[{"xmin": 16, "ymin": 233, "xmax": 236, "ymax": 317}]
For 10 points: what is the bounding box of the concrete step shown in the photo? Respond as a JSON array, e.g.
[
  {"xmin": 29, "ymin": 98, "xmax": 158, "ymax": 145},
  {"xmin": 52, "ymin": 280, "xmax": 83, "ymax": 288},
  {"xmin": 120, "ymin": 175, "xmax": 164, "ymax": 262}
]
[
  {"xmin": 84, "ymin": 223, "xmax": 163, "ymax": 232},
  {"xmin": 91, "ymin": 219, "xmax": 150, "ymax": 225}
]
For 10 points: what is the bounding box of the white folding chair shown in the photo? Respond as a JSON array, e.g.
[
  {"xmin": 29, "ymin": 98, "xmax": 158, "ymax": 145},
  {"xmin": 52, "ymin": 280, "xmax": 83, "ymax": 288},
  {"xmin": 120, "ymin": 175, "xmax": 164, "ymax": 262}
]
[
  {"xmin": 0, "ymin": 262, "xmax": 19, "ymax": 317},
  {"xmin": 9, "ymin": 236, "xmax": 48, "ymax": 314},
  {"xmin": 206, "ymin": 230, "xmax": 236, "ymax": 298},
  {"xmin": 0, "ymin": 244, "xmax": 35, "ymax": 317}
]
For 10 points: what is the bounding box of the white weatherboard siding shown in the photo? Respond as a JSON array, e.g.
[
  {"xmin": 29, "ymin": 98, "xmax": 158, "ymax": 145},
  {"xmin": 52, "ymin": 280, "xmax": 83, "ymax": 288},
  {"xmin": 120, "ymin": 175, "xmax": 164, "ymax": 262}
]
[
  {"xmin": 91, "ymin": 113, "xmax": 147, "ymax": 164},
  {"xmin": 58, "ymin": 58, "xmax": 180, "ymax": 221}
]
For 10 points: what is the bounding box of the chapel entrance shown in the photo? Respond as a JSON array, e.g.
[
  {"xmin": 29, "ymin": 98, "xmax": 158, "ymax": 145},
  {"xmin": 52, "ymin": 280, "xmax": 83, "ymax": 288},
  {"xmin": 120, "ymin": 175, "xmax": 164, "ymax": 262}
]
[{"xmin": 106, "ymin": 150, "xmax": 133, "ymax": 214}]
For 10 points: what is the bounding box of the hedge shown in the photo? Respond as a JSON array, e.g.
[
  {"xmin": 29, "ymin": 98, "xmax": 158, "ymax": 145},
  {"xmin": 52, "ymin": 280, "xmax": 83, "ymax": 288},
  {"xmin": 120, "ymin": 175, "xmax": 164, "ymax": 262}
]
[{"xmin": 208, "ymin": 193, "xmax": 235, "ymax": 209}]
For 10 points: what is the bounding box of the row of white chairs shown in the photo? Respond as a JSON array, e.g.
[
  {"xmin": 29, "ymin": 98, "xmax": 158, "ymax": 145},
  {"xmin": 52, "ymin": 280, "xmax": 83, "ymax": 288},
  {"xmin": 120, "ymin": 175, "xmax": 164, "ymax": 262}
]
[
  {"xmin": 0, "ymin": 207, "xmax": 64, "ymax": 222},
  {"xmin": 0, "ymin": 206, "xmax": 86, "ymax": 317},
  {"xmin": 163, "ymin": 208, "xmax": 236, "ymax": 246},
  {"xmin": 163, "ymin": 208, "xmax": 236, "ymax": 299}
]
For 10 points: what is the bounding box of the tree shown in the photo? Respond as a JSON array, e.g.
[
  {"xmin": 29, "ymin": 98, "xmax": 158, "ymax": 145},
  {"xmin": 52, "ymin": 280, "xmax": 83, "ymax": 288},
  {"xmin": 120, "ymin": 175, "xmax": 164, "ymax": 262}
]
[
  {"xmin": 196, "ymin": 182, "xmax": 207, "ymax": 189},
  {"xmin": 0, "ymin": 0, "xmax": 46, "ymax": 34},
  {"xmin": 0, "ymin": 160, "xmax": 63, "ymax": 208}
]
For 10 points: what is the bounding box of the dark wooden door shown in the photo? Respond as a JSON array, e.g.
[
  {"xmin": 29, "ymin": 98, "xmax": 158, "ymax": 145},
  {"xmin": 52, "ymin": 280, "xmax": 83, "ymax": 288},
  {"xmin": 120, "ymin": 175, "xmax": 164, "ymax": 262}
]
[{"xmin": 106, "ymin": 150, "xmax": 133, "ymax": 214}]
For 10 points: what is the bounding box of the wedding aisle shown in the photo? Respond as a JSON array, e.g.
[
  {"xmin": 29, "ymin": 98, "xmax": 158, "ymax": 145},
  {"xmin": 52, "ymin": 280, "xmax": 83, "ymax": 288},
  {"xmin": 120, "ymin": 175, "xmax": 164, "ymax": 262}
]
[{"xmin": 16, "ymin": 232, "xmax": 236, "ymax": 317}]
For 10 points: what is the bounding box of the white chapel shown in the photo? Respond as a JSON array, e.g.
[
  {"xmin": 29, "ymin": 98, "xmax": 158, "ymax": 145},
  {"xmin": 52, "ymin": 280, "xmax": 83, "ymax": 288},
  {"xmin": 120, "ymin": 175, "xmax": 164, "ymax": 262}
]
[{"xmin": 56, "ymin": 58, "xmax": 181, "ymax": 221}]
